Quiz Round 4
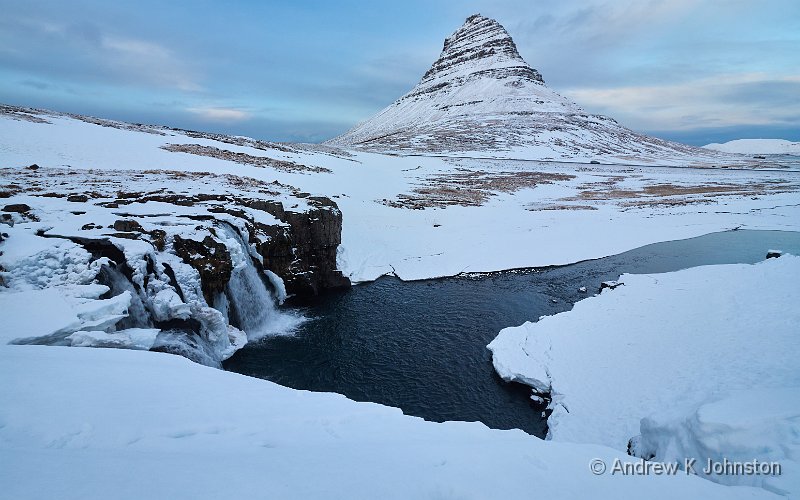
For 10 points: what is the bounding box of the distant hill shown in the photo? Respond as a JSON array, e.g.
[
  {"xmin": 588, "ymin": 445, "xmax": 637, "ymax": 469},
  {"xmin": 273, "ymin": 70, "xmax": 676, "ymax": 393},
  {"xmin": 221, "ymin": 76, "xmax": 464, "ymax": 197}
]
[{"xmin": 703, "ymin": 138, "xmax": 800, "ymax": 155}]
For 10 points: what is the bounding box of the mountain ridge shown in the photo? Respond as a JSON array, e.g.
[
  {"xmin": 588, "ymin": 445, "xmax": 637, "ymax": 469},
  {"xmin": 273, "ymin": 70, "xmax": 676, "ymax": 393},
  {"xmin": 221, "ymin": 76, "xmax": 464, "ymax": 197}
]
[{"xmin": 703, "ymin": 138, "xmax": 800, "ymax": 155}]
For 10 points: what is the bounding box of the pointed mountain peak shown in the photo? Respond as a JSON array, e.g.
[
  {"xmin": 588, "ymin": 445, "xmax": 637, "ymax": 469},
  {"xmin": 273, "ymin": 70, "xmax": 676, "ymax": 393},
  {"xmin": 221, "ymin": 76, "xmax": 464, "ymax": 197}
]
[
  {"xmin": 328, "ymin": 14, "xmax": 708, "ymax": 161},
  {"xmin": 332, "ymin": 15, "xmax": 696, "ymax": 157},
  {"xmin": 327, "ymin": 14, "xmax": 581, "ymax": 151},
  {"xmin": 420, "ymin": 14, "xmax": 544, "ymax": 85}
]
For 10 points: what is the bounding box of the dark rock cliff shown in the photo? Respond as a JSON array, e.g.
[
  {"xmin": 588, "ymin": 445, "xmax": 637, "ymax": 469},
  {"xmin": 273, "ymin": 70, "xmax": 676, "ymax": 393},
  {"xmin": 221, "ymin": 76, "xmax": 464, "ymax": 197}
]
[
  {"xmin": 1, "ymin": 166, "xmax": 352, "ymax": 364},
  {"xmin": 2, "ymin": 166, "xmax": 350, "ymax": 303},
  {"xmin": 246, "ymin": 196, "xmax": 350, "ymax": 297}
]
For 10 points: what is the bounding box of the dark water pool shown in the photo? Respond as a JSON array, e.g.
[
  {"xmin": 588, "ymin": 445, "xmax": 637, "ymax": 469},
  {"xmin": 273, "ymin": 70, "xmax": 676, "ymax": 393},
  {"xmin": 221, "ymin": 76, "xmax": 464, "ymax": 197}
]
[{"xmin": 224, "ymin": 230, "xmax": 800, "ymax": 438}]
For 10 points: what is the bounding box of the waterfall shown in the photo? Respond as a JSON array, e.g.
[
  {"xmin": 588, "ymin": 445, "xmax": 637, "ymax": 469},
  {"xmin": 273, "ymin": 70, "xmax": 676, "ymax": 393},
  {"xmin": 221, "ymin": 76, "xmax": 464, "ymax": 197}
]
[
  {"xmin": 97, "ymin": 263, "xmax": 152, "ymax": 329},
  {"xmin": 217, "ymin": 224, "xmax": 304, "ymax": 340},
  {"xmin": 213, "ymin": 291, "xmax": 230, "ymax": 323}
]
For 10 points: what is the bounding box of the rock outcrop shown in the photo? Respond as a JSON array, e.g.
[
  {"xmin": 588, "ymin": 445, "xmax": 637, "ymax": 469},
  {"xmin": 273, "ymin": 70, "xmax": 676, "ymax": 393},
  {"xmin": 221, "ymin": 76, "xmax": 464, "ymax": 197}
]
[
  {"xmin": 0, "ymin": 165, "xmax": 350, "ymax": 364},
  {"xmin": 173, "ymin": 234, "xmax": 233, "ymax": 303},
  {"xmin": 419, "ymin": 14, "xmax": 546, "ymax": 92},
  {"xmin": 247, "ymin": 196, "xmax": 349, "ymax": 296}
]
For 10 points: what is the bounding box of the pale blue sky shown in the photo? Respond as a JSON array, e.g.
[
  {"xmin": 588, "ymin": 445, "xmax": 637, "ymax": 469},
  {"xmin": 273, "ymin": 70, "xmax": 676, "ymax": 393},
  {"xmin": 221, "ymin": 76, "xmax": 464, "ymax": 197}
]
[{"xmin": 1, "ymin": 0, "xmax": 798, "ymax": 145}]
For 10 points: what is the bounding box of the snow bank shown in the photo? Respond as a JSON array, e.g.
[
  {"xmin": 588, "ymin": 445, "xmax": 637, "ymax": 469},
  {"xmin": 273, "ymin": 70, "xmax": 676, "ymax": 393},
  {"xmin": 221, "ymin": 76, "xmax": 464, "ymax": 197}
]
[
  {"xmin": 488, "ymin": 256, "xmax": 800, "ymax": 496},
  {"xmin": 0, "ymin": 223, "xmax": 139, "ymax": 344},
  {"xmin": 0, "ymin": 345, "xmax": 776, "ymax": 500},
  {"xmin": 0, "ymin": 282, "xmax": 132, "ymax": 345},
  {"xmin": 67, "ymin": 328, "xmax": 160, "ymax": 350},
  {"xmin": 488, "ymin": 256, "xmax": 800, "ymax": 449},
  {"xmin": 633, "ymin": 388, "xmax": 799, "ymax": 497},
  {"xmin": 0, "ymin": 226, "xmax": 105, "ymax": 290}
]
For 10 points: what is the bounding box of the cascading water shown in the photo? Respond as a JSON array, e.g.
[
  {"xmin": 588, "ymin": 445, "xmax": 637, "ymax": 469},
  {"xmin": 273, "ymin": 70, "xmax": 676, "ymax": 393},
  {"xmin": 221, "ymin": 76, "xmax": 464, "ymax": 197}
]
[
  {"xmin": 217, "ymin": 223, "xmax": 305, "ymax": 340},
  {"xmin": 97, "ymin": 263, "xmax": 152, "ymax": 329}
]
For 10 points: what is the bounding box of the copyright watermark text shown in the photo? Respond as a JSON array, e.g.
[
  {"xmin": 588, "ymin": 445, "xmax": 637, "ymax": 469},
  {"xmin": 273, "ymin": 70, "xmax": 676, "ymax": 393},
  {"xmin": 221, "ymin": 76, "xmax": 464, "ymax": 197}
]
[{"xmin": 590, "ymin": 458, "xmax": 782, "ymax": 476}]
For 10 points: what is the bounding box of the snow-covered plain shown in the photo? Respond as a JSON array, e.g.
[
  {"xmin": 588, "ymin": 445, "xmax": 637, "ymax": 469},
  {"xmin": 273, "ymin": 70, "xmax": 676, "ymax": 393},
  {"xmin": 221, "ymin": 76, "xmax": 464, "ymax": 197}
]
[
  {"xmin": 0, "ymin": 345, "xmax": 780, "ymax": 500},
  {"xmin": 489, "ymin": 256, "xmax": 800, "ymax": 497},
  {"xmin": 3, "ymin": 109, "xmax": 799, "ymax": 284},
  {"xmin": 704, "ymin": 139, "xmax": 800, "ymax": 155}
]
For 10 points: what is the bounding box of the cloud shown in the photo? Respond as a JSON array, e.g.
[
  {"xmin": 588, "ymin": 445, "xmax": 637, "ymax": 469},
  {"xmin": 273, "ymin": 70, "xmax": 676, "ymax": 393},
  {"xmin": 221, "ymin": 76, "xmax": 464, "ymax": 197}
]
[
  {"xmin": 99, "ymin": 35, "xmax": 203, "ymax": 92},
  {"xmin": 0, "ymin": 14, "xmax": 202, "ymax": 92},
  {"xmin": 481, "ymin": 0, "xmax": 799, "ymax": 91},
  {"xmin": 187, "ymin": 107, "xmax": 251, "ymax": 123},
  {"xmin": 20, "ymin": 79, "xmax": 51, "ymax": 90},
  {"xmin": 563, "ymin": 73, "xmax": 800, "ymax": 131},
  {"xmin": 2, "ymin": 0, "xmax": 797, "ymax": 144}
]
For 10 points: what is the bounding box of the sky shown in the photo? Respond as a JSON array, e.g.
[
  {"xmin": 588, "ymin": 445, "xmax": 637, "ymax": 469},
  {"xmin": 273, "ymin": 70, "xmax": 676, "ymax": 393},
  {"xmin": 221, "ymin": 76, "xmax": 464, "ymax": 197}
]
[{"xmin": 1, "ymin": 0, "xmax": 798, "ymax": 146}]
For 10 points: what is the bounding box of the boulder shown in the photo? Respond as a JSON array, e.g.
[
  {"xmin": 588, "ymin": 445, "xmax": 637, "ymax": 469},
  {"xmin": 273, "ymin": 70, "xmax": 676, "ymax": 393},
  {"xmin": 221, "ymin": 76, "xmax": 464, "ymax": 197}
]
[
  {"xmin": 2, "ymin": 203, "xmax": 30, "ymax": 213},
  {"xmin": 766, "ymin": 249, "xmax": 783, "ymax": 259},
  {"xmin": 113, "ymin": 219, "xmax": 144, "ymax": 232}
]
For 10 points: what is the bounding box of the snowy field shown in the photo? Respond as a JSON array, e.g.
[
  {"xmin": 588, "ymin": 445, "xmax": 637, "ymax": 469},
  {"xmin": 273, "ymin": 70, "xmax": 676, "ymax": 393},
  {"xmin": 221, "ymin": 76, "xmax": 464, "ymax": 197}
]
[
  {"xmin": 3, "ymin": 109, "xmax": 800, "ymax": 283},
  {"xmin": 489, "ymin": 255, "xmax": 800, "ymax": 497},
  {"xmin": 0, "ymin": 345, "xmax": 781, "ymax": 500}
]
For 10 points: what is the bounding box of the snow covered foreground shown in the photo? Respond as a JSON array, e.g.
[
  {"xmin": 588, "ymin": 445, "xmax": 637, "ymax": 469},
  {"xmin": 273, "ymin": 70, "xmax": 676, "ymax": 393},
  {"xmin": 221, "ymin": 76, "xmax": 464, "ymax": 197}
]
[
  {"xmin": 0, "ymin": 345, "xmax": 778, "ymax": 500},
  {"xmin": 635, "ymin": 389, "xmax": 800, "ymax": 497},
  {"xmin": 489, "ymin": 255, "xmax": 800, "ymax": 497}
]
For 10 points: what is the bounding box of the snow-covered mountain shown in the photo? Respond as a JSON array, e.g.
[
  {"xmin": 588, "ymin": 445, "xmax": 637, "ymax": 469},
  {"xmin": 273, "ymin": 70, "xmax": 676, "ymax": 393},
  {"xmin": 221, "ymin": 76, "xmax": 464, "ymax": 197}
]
[
  {"xmin": 327, "ymin": 14, "xmax": 719, "ymax": 163},
  {"xmin": 703, "ymin": 138, "xmax": 800, "ymax": 155}
]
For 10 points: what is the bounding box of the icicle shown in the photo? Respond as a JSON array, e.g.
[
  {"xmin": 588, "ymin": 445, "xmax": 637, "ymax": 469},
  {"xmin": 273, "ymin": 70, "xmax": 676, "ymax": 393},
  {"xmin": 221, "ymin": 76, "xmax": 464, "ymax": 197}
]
[
  {"xmin": 263, "ymin": 269, "xmax": 287, "ymax": 305},
  {"xmin": 213, "ymin": 291, "xmax": 230, "ymax": 323},
  {"xmin": 97, "ymin": 263, "xmax": 152, "ymax": 329}
]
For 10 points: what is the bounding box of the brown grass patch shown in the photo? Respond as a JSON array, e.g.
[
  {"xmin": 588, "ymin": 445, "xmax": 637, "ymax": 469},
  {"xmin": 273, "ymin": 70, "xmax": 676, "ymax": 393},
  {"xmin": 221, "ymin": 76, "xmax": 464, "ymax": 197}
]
[
  {"xmin": 161, "ymin": 144, "xmax": 331, "ymax": 174},
  {"xmin": 380, "ymin": 170, "xmax": 574, "ymax": 209},
  {"xmin": 569, "ymin": 180, "xmax": 799, "ymax": 206}
]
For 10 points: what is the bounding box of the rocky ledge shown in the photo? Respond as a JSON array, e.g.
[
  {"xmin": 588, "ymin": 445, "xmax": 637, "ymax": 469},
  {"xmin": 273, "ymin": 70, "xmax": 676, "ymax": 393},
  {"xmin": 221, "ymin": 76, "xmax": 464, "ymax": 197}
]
[{"xmin": 0, "ymin": 165, "xmax": 349, "ymax": 365}]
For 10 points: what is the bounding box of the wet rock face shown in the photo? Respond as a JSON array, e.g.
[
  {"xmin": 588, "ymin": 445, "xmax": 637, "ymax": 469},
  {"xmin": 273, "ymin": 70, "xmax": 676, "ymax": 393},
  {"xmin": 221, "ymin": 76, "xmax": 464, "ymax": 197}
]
[
  {"xmin": 247, "ymin": 196, "xmax": 350, "ymax": 297},
  {"xmin": 173, "ymin": 234, "xmax": 233, "ymax": 304},
  {"xmin": 161, "ymin": 196, "xmax": 349, "ymax": 299},
  {"xmin": 284, "ymin": 197, "xmax": 350, "ymax": 295}
]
